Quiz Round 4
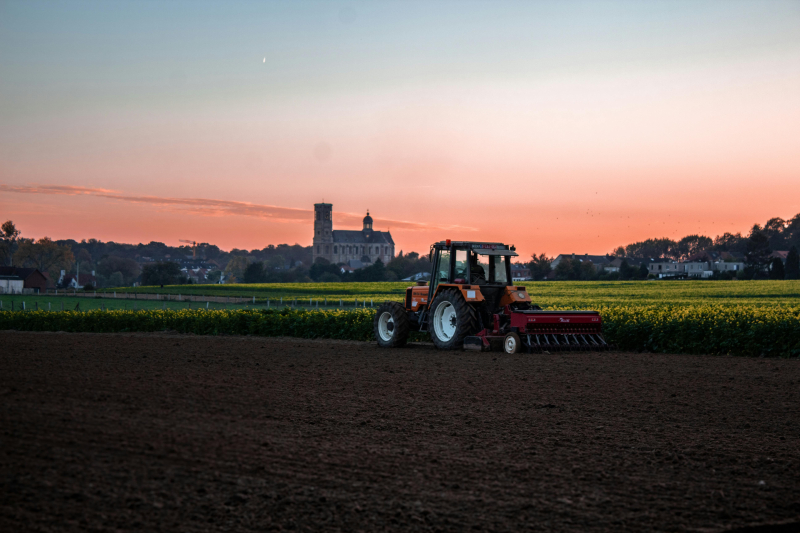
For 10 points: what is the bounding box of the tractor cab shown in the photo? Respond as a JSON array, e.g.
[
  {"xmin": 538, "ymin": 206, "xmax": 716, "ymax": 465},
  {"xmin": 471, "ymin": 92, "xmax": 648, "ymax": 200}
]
[
  {"xmin": 429, "ymin": 240, "xmax": 516, "ymax": 295},
  {"xmin": 428, "ymin": 241, "xmax": 519, "ymax": 315}
]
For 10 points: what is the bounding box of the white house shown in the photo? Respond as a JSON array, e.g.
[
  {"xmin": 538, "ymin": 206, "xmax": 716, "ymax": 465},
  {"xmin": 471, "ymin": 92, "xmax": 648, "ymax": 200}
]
[
  {"xmin": 683, "ymin": 262, "xmax": 711, "ymax": 278},
  {"xmin": 648, "ymin": 262, "xmax": 682, "ymax": 278},
  {"xmin": 712, "ymin": 262, "xmax": 744, "ymax": 273}
]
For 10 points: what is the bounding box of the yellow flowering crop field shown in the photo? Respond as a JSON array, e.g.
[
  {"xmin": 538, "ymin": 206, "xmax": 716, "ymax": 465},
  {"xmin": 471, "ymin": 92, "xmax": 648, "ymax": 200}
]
[{"xmin": 5, "ymin": 281, "xmax": 799, "ymax": 357}]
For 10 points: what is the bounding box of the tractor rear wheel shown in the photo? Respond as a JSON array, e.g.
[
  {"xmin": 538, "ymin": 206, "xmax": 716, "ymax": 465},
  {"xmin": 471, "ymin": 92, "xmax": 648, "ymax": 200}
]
[
  {"xmin": 374, "ymin": 301, "xmax": 410, "ymax": 347},
  {"xmin": 428, "ymin": 289, "xmax": 479, "ymax": 350}
]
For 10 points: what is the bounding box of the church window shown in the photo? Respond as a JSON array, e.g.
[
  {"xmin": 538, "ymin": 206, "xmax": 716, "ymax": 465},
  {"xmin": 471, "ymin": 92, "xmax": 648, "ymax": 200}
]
[
  {"xmin": 325, "ymin": 246, "xmax": 330, "ymax": 254},
  {"xmin": 316, "ymin": 246, "xmax": 320, "ymax": 254},
  {"xmin": 333, "ymin": 246, "xmax": 337, "ymax": 254}
]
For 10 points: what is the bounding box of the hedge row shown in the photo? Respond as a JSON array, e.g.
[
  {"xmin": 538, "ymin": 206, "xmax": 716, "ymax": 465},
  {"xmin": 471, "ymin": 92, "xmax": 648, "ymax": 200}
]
[
  {"xmin": 1, "ymin": 305, "xmax": 799, "ymax": 357},
  {"xmin": 592, "ymin": 304, "xmax": 800, "ymax": 357},
  {"xmin": 0, "ymin": 308, "xmax": 378, "ymax": 341}
]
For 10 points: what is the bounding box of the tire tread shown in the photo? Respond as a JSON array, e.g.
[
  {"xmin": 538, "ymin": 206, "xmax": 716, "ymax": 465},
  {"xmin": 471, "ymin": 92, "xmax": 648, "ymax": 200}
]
[
  {"xmin": 374, "ymin": 301, "xmax": 410, "ymax": 348},
  {"xmin": 428, "ymin": 289, "xmax": 479, "ymax": 349}
]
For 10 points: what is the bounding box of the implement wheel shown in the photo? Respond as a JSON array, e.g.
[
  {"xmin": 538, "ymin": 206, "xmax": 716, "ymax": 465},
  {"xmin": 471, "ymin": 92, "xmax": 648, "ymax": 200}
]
[
  {"xmin": 504, "ymin": 332, "xmax": 521, "ymax": 354},
  {"xmin": 374, "ymin": 301, "xmax": 410, "ymax": 348},
  {"xmin": 428, "ymin": 289, "xmax": 479, "ymax": 350}
]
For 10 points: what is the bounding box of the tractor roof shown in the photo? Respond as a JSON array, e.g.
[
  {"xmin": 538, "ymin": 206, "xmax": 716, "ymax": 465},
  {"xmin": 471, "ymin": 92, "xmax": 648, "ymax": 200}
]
[{"xmin": 432, "ymin": 241, "xmax": 518, "ymax": 256}]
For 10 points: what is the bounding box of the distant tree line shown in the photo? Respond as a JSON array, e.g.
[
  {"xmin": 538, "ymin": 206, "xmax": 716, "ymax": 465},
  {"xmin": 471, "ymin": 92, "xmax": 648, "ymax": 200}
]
[
  {"xmin": 4, "ymin": 210, "xmax": 799, "ymax": 286},
  {"xmin": 238, "ymin": 251, "xmax": 433, "ymax": 284},
  {"xmin": 611, "ymin": 213, "xmax": 800, "ymax": 261},
  {"xmin": 523, "ymin": 212, "xmax": 800, "ymax": 281}
]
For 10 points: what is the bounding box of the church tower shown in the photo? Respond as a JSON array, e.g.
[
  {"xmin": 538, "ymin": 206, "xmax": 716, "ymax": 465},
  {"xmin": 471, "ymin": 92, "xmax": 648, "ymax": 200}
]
[{"xmin": 313, "ymin": 203, "xmax": 333, "ymax": 262}]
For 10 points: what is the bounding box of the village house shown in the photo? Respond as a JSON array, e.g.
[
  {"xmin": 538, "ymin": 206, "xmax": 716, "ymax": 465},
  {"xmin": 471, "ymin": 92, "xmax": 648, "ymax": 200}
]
[
  {"xmin": 510, "ymin": 267, "xmax": 532, "ymax": 281},
  {"xmin": 770, "ymin": 251, "xmax": 789, "ymax": 263},
  {"xmin": 58, "ymin": 270, "xmax": 97, "ymax": 289},
  {"xmin": 712, "ymin": 261, "xmax": 744, "ymax": 273},
  {"xmin": 648, "ymin": 261, "xmax": 683, "ymax": 278},
  {"xmin": 181, "ymin": 266, "xmax": 209, "ymax": 283},
  {"xmin": 683, "ymin": 262, "xmax": 711, "ymax": 278}
]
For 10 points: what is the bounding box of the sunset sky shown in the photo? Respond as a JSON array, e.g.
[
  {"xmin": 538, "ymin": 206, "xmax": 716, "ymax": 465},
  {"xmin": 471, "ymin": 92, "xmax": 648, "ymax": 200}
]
[{"xmin": 1, "ymin": 1, "xmax": 799, "ymax": 258}]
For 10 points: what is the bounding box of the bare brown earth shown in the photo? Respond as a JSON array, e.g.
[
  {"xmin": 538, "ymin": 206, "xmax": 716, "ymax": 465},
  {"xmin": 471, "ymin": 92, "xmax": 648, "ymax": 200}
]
[{"xmin": 1, "ymin": 331, "xmax": 799, "ymax": 533}]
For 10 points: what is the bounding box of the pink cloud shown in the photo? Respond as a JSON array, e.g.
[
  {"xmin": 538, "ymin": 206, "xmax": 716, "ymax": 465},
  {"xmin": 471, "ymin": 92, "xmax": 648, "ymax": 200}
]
[{"xmin": 0, "ymin": 184, "xmax": 475, "ymax": 232}]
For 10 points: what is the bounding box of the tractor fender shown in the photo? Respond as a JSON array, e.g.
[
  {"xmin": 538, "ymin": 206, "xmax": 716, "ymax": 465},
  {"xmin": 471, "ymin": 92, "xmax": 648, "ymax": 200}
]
[
  {"xmin": 498, "ymin": 286, "xmax": 532, "ymax": 307},
  {"xmin": 406, "ymin": 285, "xmax": 430, "ymax": 312},
  {"xmin": 432, "ymin": 284, "xmax": 485, "ymax": 305},
  {"xmin": 407, "ymin": 283, "xmax": 485, "ymax": 312}
]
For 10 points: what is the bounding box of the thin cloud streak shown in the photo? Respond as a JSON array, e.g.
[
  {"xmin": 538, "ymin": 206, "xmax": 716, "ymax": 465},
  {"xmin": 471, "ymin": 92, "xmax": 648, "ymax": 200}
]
[{"xmin": 0, "ymin": 184, "xmax": 475, "ymax": 232}]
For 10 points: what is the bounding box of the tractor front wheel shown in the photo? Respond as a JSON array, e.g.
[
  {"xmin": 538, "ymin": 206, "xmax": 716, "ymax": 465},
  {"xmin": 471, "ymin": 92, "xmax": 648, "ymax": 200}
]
[
  {"xmin": 374, "ymin": 301, "xmax": 410, "ymax": 347},
  {"xmin": 428, "ymin": 289, "xmax": 479, "ymax": 350}
]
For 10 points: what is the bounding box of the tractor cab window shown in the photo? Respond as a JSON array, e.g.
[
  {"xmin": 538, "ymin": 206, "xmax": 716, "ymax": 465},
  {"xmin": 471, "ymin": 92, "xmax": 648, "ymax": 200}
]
[
  {"xmin": 492, "ymin": 256, "xmax": 508, "ymax": 284},
  {"xmin": 430, "ymin": 248, "xmax": 452, "ymax": 296},
  {"xmin": 435, "ymin": 250, "xmax": 451, "ymax": 284},
  {"xmin": 469, "ymin": 252, "xmax": 489, "ymax": 284},
  {"xmin": 454, "ymin": 249, "xmax": 468, "ymax": 282}
]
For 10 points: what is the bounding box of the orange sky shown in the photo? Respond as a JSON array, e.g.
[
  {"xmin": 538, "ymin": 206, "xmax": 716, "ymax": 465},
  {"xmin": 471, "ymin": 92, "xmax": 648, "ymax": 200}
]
[{"xmin": 1, "ymin": 2, "xmax": 799, "ymax": 259}]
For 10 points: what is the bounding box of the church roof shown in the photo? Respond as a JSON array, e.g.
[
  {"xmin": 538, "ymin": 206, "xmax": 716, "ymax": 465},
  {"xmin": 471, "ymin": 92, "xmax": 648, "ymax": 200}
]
[{"xmin": 333, "ymin": 230, "xmax": 394, "ymax": 245}]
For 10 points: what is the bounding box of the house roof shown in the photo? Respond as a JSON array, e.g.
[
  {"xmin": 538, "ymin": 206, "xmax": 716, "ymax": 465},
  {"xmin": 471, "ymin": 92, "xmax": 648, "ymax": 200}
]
[
  {"xmin": 0, "ymin": 267, "xmax": 44, "ymax": 279},
  {"xmin": 332, "ymin": 230, "xmax": 394, "ymax": 245},
  {"xmin": 554, "ymin": 254, "xmax": 613, "ymax": 265},
  {"xmin": 771, "ymin": 251, "xmax": 789, "ymax": 260},
  {"xmin": 721, "ymin": 251, "xmax": 745, "ymax": 261}
]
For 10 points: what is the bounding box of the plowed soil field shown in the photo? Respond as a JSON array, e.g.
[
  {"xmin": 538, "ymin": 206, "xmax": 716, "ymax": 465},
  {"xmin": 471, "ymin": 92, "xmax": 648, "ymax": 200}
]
[{"xmin": 1, "ymin": 331, "xmax": 799, "ymax": 532}]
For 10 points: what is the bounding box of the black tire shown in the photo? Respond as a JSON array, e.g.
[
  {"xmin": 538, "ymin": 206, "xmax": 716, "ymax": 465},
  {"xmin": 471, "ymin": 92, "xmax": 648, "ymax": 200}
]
[
  {"xmin": 427, "ymin": 289, "xmax": 479, "ymax": 350},
  {"xmin": 374, "ymin": 301, "xmax": 410, "ymax": 348}
]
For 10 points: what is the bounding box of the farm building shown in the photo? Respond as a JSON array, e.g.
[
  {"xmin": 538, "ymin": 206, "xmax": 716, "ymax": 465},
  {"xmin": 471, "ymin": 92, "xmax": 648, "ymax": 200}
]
[{"xmin": 0, "ymin": 267, "xmax": 48, "ymax": 293}]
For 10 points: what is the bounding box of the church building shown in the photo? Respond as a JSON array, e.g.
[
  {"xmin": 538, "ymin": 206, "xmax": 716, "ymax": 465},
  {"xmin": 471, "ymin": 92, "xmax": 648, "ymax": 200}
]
[{"xmin": 312, "ymin": 203, "xmax": 395, "ymax": 265}]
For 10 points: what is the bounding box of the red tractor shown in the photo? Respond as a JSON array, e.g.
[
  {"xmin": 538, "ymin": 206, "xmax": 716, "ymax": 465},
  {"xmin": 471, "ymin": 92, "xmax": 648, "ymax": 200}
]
[{"xmin": 373, "ymin": 240, "xmax": 610, "ymax": 353}]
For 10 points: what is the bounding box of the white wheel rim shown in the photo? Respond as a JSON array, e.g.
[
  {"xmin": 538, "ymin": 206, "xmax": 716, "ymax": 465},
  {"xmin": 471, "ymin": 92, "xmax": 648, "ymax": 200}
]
[
  {"xmin": 505, "ymin": 336, "xmax": 517, "ymax": 353},
  {"xmin": 433, "ymin": 301, "xmax": 457, "ymax": 341},
  {"xmin": 378, "ymin": 311, "xmax": 394, "ymax": 341}
]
